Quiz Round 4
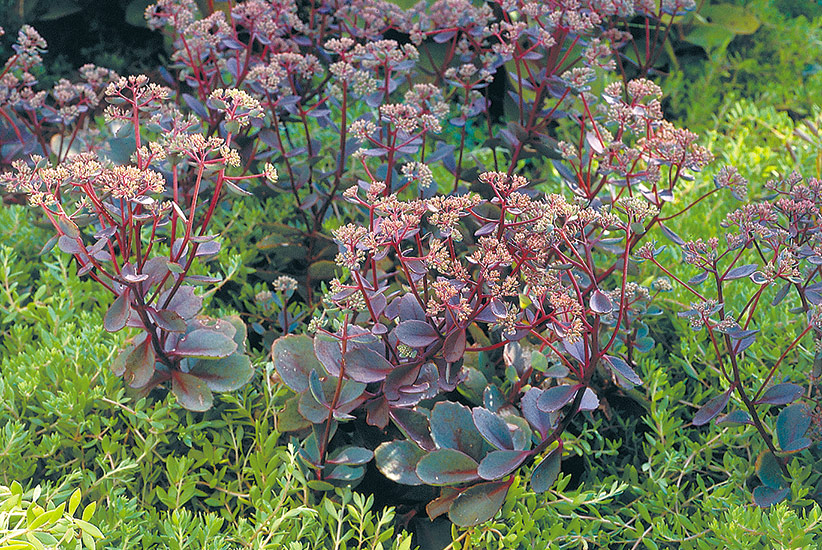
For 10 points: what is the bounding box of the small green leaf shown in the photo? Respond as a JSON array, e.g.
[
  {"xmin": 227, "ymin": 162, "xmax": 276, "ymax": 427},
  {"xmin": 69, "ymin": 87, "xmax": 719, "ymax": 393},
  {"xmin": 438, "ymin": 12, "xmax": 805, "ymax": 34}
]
[
  {"xmin": 82, "ymin": 502, "xmax": 96, "ymax": 522},
  {"xmin": 68, "ymin": 489, "xmax": 81, "ymax": 516},
  {"xmin": 75, "ymin": 518, "xmax": 104, "ymax": 538}
]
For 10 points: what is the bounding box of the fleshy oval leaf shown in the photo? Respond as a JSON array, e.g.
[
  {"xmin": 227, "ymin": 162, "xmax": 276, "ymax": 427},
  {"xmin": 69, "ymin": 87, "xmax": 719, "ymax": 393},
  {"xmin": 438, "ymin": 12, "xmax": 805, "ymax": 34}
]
[
  {"xmin": 171, "ymin": 371, "xmax": 214, "ymax": 412},
  {"xmin": 394, "ymin": 320, "xmax": 439, "ymax": 348},
  {"xmin": 755, "ymin": 383, "xmax": 804, "ymax": 406},
  {"xmin": 447, "ymin": 480, "xmax": 511, "ymax": 527},
  {"xmin": 692, "ymin": 389, "xmax": 731, "ymax": 426},
  {"xmin": 416, "ymin": 449, "xmax": 479, "ymax": 485},
  {"xmin": 375, "ymin": 440, "xmax": 426, "ymax": 486}
]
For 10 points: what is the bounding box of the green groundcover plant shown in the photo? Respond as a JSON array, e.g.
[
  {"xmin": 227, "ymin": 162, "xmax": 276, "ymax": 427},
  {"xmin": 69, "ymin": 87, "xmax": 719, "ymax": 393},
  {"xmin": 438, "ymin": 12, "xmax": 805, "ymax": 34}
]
[{"xmin": 2, "ymin": 0, "xmax": 822, "ymax": 546}]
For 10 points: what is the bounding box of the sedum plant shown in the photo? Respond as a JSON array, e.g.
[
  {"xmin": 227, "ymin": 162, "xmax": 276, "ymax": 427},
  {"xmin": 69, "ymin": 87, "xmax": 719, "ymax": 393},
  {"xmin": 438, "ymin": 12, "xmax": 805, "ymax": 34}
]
[
  {"xmin": 1, "ymin": 28, "xmax": 264, "ymax": 410},
  {"xmin": 643, "ymin": 169, "xmax": 822, "ymax": 507}
]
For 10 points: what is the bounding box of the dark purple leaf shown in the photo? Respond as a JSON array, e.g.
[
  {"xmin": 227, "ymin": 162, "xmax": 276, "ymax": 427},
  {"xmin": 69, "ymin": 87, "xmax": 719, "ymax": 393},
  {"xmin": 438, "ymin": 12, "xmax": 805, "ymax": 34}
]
[
  {"xmin": 658, "ymin": 222, "xmax": 685, "ymax": 245},
  {"xmin": 531, "ymin": 448, "xmax": 561, "ymax": 493},
  {"xmin": 366, "ymin": 397, "xmax": 390, "ymax": 429},
  {"xmin": 104, "ymin": 290, "xmax": 130, "ymax": 333},
  {"xmin": 398, "ymin": 294, "xmax": 426, "ymax": 321},
  {"xmin": 123, "ymin": 337, "xmax": 155, "ymax": 388},
  {"xmin": 374, "ymin": 440, "xmax": 425, "ymax": 485},
  {"xmin": 447, "ymin": 480, "xmax": 510, "ymax": 527},
  {"xmin": 603, "ymin": 355, "xmax": 642, "ymax": 386},
  {"xmin": 732, "ymin": 334, "xmax": 757, "ymax": 355},
  {"xmin": 589, "ymin": 290, "xmax": 613, "ymax": 314},
  {"xmin": 536, "ymin": 384, "xmax": 580, "ymax": 413},
  {"xmin": 158, "ymin": 286, "xmax": 202, "ymax": 320},
  {"xmin": 443, "ymin": 329, "xmax": 466, "ymax": 363},
  {"xmin": 57, "ymin": 215, "xmax": 80, "ymax": 238},
  {"xmin": 343, "ymin": 347, "xmax": 394, "ymax": 383},
  {"xmin": 472, "ymin": 407, "xmax": 514, "ymax": 450},
  {"xmin": 153, "ymin": 309, "xmax": 186, "ymax": 332},
  {"xmin": 314, "ymin": 336, "xmax": 342, "ymax": 376},
  {"xmin": 194, "ymin": 240, "xmax": 221, "ymax": 257},
  {"xmin": 755, "ymin": 383, "xmax": 804, "ymax": 406},
  {"xmin": 580, "ymin": 388, "xmax": 599, "ymax": 411},
  {"xmin": 756, "ymin": 451, "xmax": 785, "ymax": 489},
  {"xmin": 688, "ymin": 271, "xmax": 709, "ymax": 285},
  {"xmin": 692, "ymin": 389, "xmax": 732, "ymax": 426},
  {"xmin": 390, "ymin": 408, "xmax": 435, "ymax": 450},
  {"xmin": 182, "ymin": 93, "xmax": 208, "ymax": 119},
  {"xmin": 171, "ymin": 329, "xmax": 236, "ymax": 359},
  {"xmin": 782, "ymin": 437, "xmax": 812, "ymax": 453},
  {"xmin": 58, "ymin": 235, "xmax": 83, "ymax": 254},
  {"xmin": 562, "ymin": 338, "xmax": 586, "ymax": 365},
  {"xmin": 308, "ymin": 369, "xmax": 327, "ymax": 405},
  {"xmin": 327, "ymin": 446, "xmax": 374, "ymax": 466},
  {"xmin": 324, "ymin": 465, "xmax": 364, "ymax": 482},
  {"xmin": 478, "ymin": 450, "xmax": 529, "ymax": 480},
  {"xmin": 771, "ymin": 283, "xmax": 791, "ymax": 306},
  {"xmin": 271, "ymin": 334, "xmax": 326, "ymax": 393},
  {"xmin": 751, "ymin": 271, "xmax": 769, "ymax": 285},
  {"xmin": 416, "ymin": 449, "xmax": 479, "ymax": 485},
  {"xmin": 394, "ymin": 320, "xmax": 439, "ymax": 347},
  {"xmin": 521, "ymin": 388, "xmax": 553, "ymax": 438},
  {"xmin": 724, "ymin": 264, "xmax": 757, "ymax": 280},
  {"xmin": 715, "ymin": 410, "xmax": 752, "ymax": 426}
]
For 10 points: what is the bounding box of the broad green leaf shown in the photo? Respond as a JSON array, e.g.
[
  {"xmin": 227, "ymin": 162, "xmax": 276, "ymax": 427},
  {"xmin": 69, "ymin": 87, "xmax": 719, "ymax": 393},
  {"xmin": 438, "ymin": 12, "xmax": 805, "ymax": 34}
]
[
  {"xmin": 375, "ymin": 440, "xmax": 426, "ymax": 485},
  {"xmin": 776, "ymin": 403, "xmax": 811, "ymax": 451},
  {"xmin": 472, "ymin": 407, "xmax": 514, "ymax": 450},
  {"xmin": 188, "ymin": 352, "xmax": 254, "ymax": 392},
  {"xmin": 272, "ymin": 334, "xmax": 325, "ymax": 393},
  {"xmin": 124, "ymin": 337, "xmax": 155, "ymax": 388},
  {"xmin": 172, "ymin": 371, "xmax": 214, "ymax": 411},
  {"xmin": 416, "ymin": 449, "xmax": 479, "ymax": 485},
  {"xmin": 431, "ymin": 401, "xmax": 487, "ymax": 461},
  {"xmin": 448, "ymin": 480, "xmax": 511, "ymax": 527}
]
